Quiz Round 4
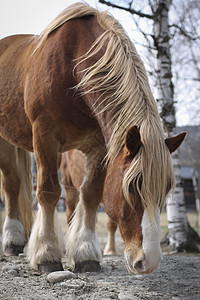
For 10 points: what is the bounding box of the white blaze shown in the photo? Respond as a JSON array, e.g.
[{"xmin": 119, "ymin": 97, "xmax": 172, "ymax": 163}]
[{"xmin": 141, "ymin": 207, "xmax": 163, "ymax": 271}]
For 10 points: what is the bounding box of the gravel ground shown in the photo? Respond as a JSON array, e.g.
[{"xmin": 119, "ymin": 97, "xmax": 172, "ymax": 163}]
[{"xmin": 0, "ymin": 235, "xmax": 199, "ymax": 300}]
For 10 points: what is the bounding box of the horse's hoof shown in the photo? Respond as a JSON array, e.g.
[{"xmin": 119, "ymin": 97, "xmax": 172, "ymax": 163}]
[
  {"xmin": 104, "ymin": 249, "xmax": 116, "ymax": 255},
  {"xmin": 4, "ymin": 244, "xmax": 24, "ymax": 256},
  {"xmin": 38, "ymin": 261, "xmax": 64, "ymax": 274},
  {"xmin": 74, "ymin": 260, "xmax": 101, "ymax": 273}
]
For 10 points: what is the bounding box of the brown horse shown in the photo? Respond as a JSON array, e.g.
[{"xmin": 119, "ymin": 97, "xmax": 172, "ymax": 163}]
[
  {"xmin": 61, "ymin": 149, "xmax": 118, "ymax": 255},
  {"xmin": 0, "ymin": 3, "xmax": 185, "ymax": 274},
  {"xmin": 0, "ymin": 137, "xmax": 34, "ymax": 255}
]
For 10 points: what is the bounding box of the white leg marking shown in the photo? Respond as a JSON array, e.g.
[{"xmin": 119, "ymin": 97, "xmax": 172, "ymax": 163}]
[
  {"xmin": 27, "ymin": 205, "xmax": 64, "ymax": 269},
  {"xmin": 2, "ymin": 216, "xmax": 26, "ymax": 251},
  {"xmin": 66, "ymin": 200, "xmax": 102, "ymax": 264},
  {"xmin": 141, "ymin": 207, "xmax": 163, "ymax": 271},
  {"xmin": 104, "ymin": 231, "xmax": 116, "ymax": 255}
]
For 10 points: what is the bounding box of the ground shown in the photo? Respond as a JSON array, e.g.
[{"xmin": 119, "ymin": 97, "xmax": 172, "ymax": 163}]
[{"xmin": 0, "ymin": 212, "xmax": 199, "ymax": 300}]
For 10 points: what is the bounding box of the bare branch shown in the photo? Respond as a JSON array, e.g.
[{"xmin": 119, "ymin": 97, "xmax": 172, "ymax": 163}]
[
  {"xmin": 170, "ymin": 24, "xmax": 200, "ymax": 41},
  {"xmin": 128, "ymin": 1, "xmax": 134, "ymax": 9},
  {"xmin": 99, "ymin": 0, "xmax": 154, "ymax": 19}
]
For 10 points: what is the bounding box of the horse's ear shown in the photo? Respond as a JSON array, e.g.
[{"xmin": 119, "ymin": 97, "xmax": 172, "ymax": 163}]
[
  {"xmin": 165, "ymin": 132, "xmax": 186, "ymax": 153},
  {"xmin": 125, "ymin": 126, "xmax": 142, "ymax": 157}
]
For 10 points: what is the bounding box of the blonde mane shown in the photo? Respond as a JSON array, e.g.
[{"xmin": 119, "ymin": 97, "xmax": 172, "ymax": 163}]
[
  {"xmin": 35, "ymin": 2, "xmax": 175, "ymax": 219},
  {"xmin": 34, "ymin": 2, "xmax": 97, "ymax": 52}
]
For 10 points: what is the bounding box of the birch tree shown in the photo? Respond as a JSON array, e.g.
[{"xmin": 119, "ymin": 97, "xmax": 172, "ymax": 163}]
[
  {"xmin": 99, "ymin": 0, "xmax": 200, "ymax": 252},
  {"xmin": 153, "ymin": 0, "xmax": 191, "ymax": 252},
  {"xmin": 170, "ymin": 0, "xmax": 200, "ymax": 125}
]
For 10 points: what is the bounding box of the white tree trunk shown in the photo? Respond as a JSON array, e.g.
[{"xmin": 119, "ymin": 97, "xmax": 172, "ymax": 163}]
[
  {"xmin": 153, "ymin": 0, "xmax": 175, "ymax": 131},
  {"xmin": 166, "ymin": 152, "xmax": 189, "ymax": 251},
  {"xmin": 153, "ymin": 0, "xmax": 190, "ymax": 251},
  {"xmin": 192, "ymin": 172, "xmax": 200, "ymax": 231}
]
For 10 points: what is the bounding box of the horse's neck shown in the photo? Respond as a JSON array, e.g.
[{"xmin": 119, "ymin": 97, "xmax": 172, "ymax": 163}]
[{"xmin": 92, "ymin": 105, "xmax": 116, "ymax": 147}]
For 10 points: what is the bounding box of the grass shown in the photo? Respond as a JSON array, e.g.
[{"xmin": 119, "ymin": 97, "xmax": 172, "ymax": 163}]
[
  {"xmin": 57, "ymin": 210, "xmax": 199, "ymax": 240},
  {"xmin": 0, "ymin": 209, "xmax": 199, "ymax": 236}
]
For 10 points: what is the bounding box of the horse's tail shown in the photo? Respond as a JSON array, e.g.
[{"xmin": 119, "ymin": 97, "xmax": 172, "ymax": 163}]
[{"xmin": 17, "ymin": 148, "xmax": 34, "ymax": 238}]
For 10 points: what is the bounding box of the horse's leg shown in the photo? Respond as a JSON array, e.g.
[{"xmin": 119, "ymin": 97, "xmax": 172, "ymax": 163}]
[
  {"xmin": 0, "ymin": 138, "xmax": 31, "ymax": 256},
  {"xmin": 65, "ymin": 184, "xmax": 79, "ymax": 225},
  {"xmin": 66, "ymin": 150, "xmax": 106, "ymax": 272},
  {"xmin": 103, "ymin": 217, "xmax": 117, "ymax": 255},
  {"xmin": 27, "ymin": 125, "xmax": 64, "ymax": 273},
  {"xmin": 61, "ymin": 156, "xmax": 79, "ymax": 225}
]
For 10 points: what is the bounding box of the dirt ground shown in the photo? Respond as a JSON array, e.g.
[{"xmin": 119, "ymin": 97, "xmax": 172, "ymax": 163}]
[{"xmin": 0, "ymin": 212, "xmax": 200, "ymax": 300}]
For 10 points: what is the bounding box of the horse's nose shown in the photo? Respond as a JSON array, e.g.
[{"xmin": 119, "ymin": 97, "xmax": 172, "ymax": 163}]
[
  {"xmin": 133, "ymin": 255, "xmax": 146, "ymax": 272},
  {"xmin": 124, "ymin": 247, "xmax": 162, "ymax": 274},
  {"xmin": 133, "ymin": 252, "xmax": 162, "ymax": 274}
]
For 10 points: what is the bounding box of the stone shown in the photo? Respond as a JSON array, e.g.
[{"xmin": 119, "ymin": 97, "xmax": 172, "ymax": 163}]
[
  {"xmin": 118, "ymin": 293, "xmax": 141, "ymax": 300},
  {"xmin": 2, "ymin": 264, "xmax": 19, "ymax": 272},
  {"xmin": 60, "ymin": 279, "xmax": 85, "ymax": 289},
  {"xmin": 47, "ymin": 271, "xmax": 77, "ymax": 283},
  {"xmin": 18, "ymin": 253, "xmax": 26, "ymax": 258},
  {"xmin": 7, "ymin": 269, "xmax": 18, "ymax": 276}
]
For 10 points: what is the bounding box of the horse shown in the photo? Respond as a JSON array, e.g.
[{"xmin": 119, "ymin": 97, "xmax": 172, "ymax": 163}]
[
  {"xmin": 61, "ymin": 149, "xmax": 118, "ymax": 255},
  {"xmin": 0, "ymin": 2, "xmax": 186, "ymax": 274},
  {"xmin": 0, "ymin": 138, "xmax": 34, "ymax": 255}
]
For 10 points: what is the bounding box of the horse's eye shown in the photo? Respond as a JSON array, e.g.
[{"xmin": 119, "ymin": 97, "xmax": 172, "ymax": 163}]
[{"xmin": 128, "ymin": 184, "xmax": 134, "ymax": 194}]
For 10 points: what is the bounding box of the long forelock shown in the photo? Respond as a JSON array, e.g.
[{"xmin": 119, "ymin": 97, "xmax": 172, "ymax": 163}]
[{"xmin": 122, "ymin": 119, "xmax": 175, "ymax": 221}]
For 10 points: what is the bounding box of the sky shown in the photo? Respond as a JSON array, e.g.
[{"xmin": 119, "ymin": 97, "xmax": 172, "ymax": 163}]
[
  {"xmin": 0, "ymin": 0, "xmax": 197, "ymax": 126},
  {"xmin": 0, "ymin": 0, "xmax": 114, "ymax": 38}
]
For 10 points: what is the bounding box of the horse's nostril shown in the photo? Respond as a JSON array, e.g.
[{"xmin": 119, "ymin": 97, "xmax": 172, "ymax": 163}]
[{"xmin": 134, "ymin": 259, "xmax": 144, "ymax": 270}]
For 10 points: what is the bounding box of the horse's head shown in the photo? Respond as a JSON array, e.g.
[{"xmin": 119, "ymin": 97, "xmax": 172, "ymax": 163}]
[{"xmin": 103, "ymin": 126, "xmax": 186, "ymax": 275}]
